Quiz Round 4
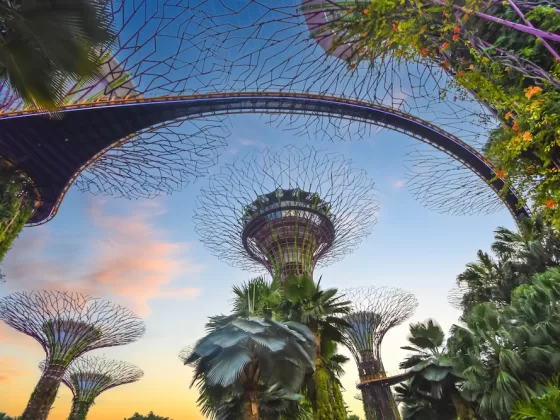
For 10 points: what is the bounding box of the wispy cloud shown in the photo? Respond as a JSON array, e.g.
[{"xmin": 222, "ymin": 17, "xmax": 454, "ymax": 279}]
[
  {"xmin": 392, "ymin": 179, "xmax": 406, "ymax": 189},
  {"xmin": 239, "ymin": 138, "xmax": 260, "ymax": 146},
  {"xmin": 3, "ymin": 199, "xmax": 201, "ymax": 316}
]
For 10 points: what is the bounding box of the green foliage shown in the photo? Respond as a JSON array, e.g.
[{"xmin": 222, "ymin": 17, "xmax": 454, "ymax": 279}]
[
  {"xmin": 324, "ymin": 0, "xmax": 560, "ymax": 227},
  {"xmin": 0, "ymin": 413, "xmax": 20, "ymax": 420},
  {"xmin": 399, "ymin": 320, "xmax": 470, "ymax": 419},
  {"xmin": 202, "ymin": 275, "xmax": 350, "ymax": 419},
  {"xmin": 454, "ymin": 215, "xmax": 560, "ymax": 318},
  {"xmin": 186, "ymin": 315, "xmax": 315, "ymax": 420},
  {"xmin": 0, "ymin": 0, "xmax": 115, "ymax": 108},
  {"xmin": 0, "ymin": 163, "xmax": 34, "ymax": 265},
  {"xmin": 511, "ymin": 377, "xmax": 560, "ymax": 420},
  {"xmin": 124, "ymin": 412, "xmax": 171, "ymax": 420},
  {"xmin": 347, "ymin": 415, "xmax": 361, "ymax": 420},
  {"xmin": 312, "ymin": 367, "xmax": 332, "ymax": 420}
]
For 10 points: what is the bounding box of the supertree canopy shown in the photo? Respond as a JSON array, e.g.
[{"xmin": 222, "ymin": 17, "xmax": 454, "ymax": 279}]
[
  {"xmin": 0, "ymin": 291, "xmax": 145, "ymax": 420},
  {"xmin": 194, "ymin": 145, "xmax": 379, "ymax": 281},
  {"xmin": 342, "ymin": 286, "xmax": 418, "ymax": 420},
  {"xmin": 40, "ymin": 356, "xmax": 144, "ymax": 420},
  {"xmin": 196, "ymin": 0, "xmax": 529, "ymax": 220}
]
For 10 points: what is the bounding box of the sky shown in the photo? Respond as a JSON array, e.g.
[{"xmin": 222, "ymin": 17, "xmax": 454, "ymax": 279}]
[
  {"xmin": 0, "ymin": 113, "xmax": 516, "ymax": 419},
  {"xmin": 0, "ymin": 1, "xmax": 518, "ymax": 419}
]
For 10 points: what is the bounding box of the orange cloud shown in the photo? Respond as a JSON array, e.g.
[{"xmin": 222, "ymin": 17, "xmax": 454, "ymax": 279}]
[
  {"xmin": 3, "ymin": 199, "xmax": 201, "ymax": 316},
  {"xmin": 0, "ymin": 358, "xmax": 28, "ymax": 382}
]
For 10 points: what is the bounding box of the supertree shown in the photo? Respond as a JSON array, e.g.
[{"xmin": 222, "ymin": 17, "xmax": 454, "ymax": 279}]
[
  {"xmin": 342, "ymin": 286, "xmax": 418, "ymax": 420},
  {"xmin": 194, "ymin": 145, "xmax": 379, "ymax": 281},
  {"xmin": 39, "ymin": 356, "xmax": 144, "ymax": 420},
  {"xmin": 0, "ymin": 291, "xmax": 145, "ymax": 420}
]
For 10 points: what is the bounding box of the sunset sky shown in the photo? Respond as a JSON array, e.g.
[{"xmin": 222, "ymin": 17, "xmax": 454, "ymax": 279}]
[
  {"xmin": 0, "ymin": 1, "xmax": 518, "ymax": 419},
  {"xmin": 0, "ymin": 112, "xmax": 516, "ymax": 419}
]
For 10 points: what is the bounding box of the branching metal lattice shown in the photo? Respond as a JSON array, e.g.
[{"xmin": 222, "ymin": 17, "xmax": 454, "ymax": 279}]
[
  {"xmin": 74, "ymin": 116, "xmax": 229, "ymax": 199},
  {"xmin": 0, "ymin": 0, "xmax": 231, "ymax": 201},
  {"xmin": 0, "ymin": 291, "xmax": 145, "ymax": 420},
  {"xmin": 194, "ymin": 145, "xmax": 379, "ymax": 279},
  {"xmin": 198, "ymin": 0, "xmax": 507, "ymax": 217},
  {"xmin": 404, "ymin": 145, "xmax": 505, "ymax": 217},
  {"xmin": 39, "ymin": 356, "xmax": 143, "ymax": 420},
  {"xmin": 0, "ymin": 291, "xmax": 145, "ymax": 366},
  {"xmin": 62, "ymin": 356, "xmax": 143, "ymax": 400},
  {"xmin": 342, "ymin": 286, "xmax": 418, "ymax": 377},
  {"xmin": 342, "ymin": 286, "xmax": 417, "ymax": 420}
]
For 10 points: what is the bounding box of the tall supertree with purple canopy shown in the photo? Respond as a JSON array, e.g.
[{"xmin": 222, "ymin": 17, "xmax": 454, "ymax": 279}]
[
  {"xmin": 0, "ymin": 291, "xmax": 145, "ymax": 420},
  {"xmin": 342, "ymin": 286, "xmax": 418, "ymax": 420}
]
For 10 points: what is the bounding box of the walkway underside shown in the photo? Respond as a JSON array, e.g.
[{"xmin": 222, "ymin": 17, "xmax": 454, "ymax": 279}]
[{"xmin": 0, "ymin": 93, "xmax": 529, "ymax": 224}]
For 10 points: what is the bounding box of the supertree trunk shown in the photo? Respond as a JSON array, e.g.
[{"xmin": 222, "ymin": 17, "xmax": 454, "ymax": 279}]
[
  {"xmin": 21, "ymin": 364, "xmax": 66, "ymax": 420},
  {"xmin": 68, "ymin": 399, "xmax": 92, "ymax": 420},
  {"xmin": 360, "ymin": 383, "xmax": 400, "ymax": 420}
]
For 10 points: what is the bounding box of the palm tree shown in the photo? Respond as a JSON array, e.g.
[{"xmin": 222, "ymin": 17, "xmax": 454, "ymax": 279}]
[
  {"xmin": 278, "ymin": 274, "xmax": 351, "ymax": 420},
  {"xmin": 394, "ymin": 382, "xmax": 456, "ymax": 420},
  {"xmin": 229, "ymin": 275, "xmax": 351, "ymax": 420},
  {"xmin": 184, "ymin": 315, "xmax": 316, "ymax": 420},
  {"xmin": 400, "ymin": 320, "xmax": 472, "ymax": 419},
  {"xmin": 0, "ymin": 0, "xmax": 115, "ymax": 108},
  {"xmin": 455, "ymin": 250, "xmax": 514, "ymax": 313},
  {"xmin": 511, "ymin": 377, "xmax": 560, "ymax": 420},
  {"xmin": 492, "ymin": 216, "xmax": 560, "ymax": 277}
]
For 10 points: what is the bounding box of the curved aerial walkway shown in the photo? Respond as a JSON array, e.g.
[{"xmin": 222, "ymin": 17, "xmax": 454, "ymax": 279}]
[
  {"xmin": 356, "ymin": 370, "xmax": 412, "ymax": 389},
  {"xmin": 0, "ymin": 92, "xmax": 529, "ymax": 225}
]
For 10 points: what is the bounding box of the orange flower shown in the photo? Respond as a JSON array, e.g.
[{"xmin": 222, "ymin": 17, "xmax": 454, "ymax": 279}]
[
  {"xmin": 525, "ymin": 86, "xmax": 543, "ymax": 99},
  {"xmin": 523, "ymin": 131, "xmax": 532, "ymax": 142},
  {"xmin": 443, "ymin": 59, "xmax": 449, "ymax": 69},
  {"xmin": 505, "ymin": 66, "xmax": 510, "ymax": 72},
  {"xmin": 442, "ymin": 41, "xmax": 450, "ymax": 49},
  {"xmin": 453, "ymin": 34, "xmax": 459, "ymax": 41},
  {"xmin": 512, "ymin": 123, "xmax": 519, "ymax": 131},
  {"xmin": 392, "ymin": 23, "xmax": 398, "ymax": 31},
  {"xmin": 454, "ymin": 26, "xmax": 460, "ymax": 34},
  {"xmin": 546, "ymin": 200, "xmax": 557, "ymax": 209},
  {"xmin": 458, "ymin": 70, "xmax": 464, "ymax": 76},
  {"xmin": 362, "ymin": 32, "xmax": 367, "ymax": 37},
  {"xmin": 481, "ymin": 57, "xmax": 489, "ymax": 63},
  {"xmin": 496, "ymin": 169, "xmax": 506, "ymax": 179},
  {"xmin": 505, "ymin": 112, "xmax": 512, "ymax": 120},
  {"xmin": 363, "ymin": 9, "xmax": 369, "ymax": 14},
  {"xmin": 420, "ymin": 27, "xmax": 425, "ymax": 34},
  {"xmin": 421, "ymin": 48, "xmax": 428, "ymax": 56}
]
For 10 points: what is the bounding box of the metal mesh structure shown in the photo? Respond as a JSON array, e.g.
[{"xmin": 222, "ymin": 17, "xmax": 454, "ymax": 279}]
[
  {"xmin": 342, "ymin": 286, "xmax": 417, "ymax": 420},
  {"xmin": 194, "ymin": 145, "xmax": 379, "ymax": 280},
  {"xmin": 61, "ymin": 356, "xmax": 143, "ymax": 401},
  {"xmin": 73, "ymin": 116, "xmax": 229, "ymax": 199},
  {"xmin": 0, "ymin": 291, "xmax": 145, "ymax": 366},
  {"xmin": 0, "ymin": 0, "xmax": 230, "ymax": 204},
  {"xmin": 193, "ymin": 0, "xmax": 515, "ymax": 217},
  {"xmin": 0, "ymin": 291, "xmax": 145, "ymax": 420},
  {"xmin": 39, "ymin": 356, "xmax": 143, "ymax": 420}
]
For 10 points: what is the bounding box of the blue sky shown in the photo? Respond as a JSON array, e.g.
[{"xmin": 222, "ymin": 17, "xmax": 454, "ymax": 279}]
[
  {"xmin": 0, "ymin": 112, "xmax": 515, "ymax": 419},
  {"xmin": 0, "ymin": 1, "xmax": 517, "ymax": 417}
]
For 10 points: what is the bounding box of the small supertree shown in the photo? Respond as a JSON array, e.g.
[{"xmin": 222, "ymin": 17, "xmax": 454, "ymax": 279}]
[
  {"xmin": 194, "ymin": 145, "xmax": 379, "ymax": 282},
  {"xmin": 40, "ymin": 356, "xmax": 143, "ymax": 420},
  {"xmin": 0, "ymin": 291, "xmax": 145, "ymax": 420},
  {"xmin": 342, "ymin": 287, "xmax": 418, "ymax": 420}
]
